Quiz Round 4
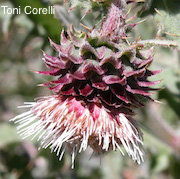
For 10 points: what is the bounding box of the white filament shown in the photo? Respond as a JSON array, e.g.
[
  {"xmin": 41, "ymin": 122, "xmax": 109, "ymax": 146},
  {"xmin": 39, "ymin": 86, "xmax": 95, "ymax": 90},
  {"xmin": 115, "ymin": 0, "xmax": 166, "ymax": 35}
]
[{"xmin": 11, "ymin": 96, "xmax": 144, "ymax": 168}]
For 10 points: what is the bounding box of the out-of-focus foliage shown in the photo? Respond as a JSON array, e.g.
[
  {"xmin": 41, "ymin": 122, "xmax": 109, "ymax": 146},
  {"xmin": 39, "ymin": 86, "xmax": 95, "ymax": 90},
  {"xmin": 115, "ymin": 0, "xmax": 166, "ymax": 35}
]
[
  {"xmin": 0, "ymin": 0, "xmax": 179, "ymax": 178},
  {"xmin": 139, "ymin": 0, "xmax": 180, "ymax": 46}
]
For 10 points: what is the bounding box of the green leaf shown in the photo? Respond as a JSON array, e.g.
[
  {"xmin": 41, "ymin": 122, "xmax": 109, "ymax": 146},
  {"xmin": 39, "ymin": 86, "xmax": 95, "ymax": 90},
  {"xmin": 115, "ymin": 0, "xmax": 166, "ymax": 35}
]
[
  {"xmin": 11, "ymin": 0, "xmax": 62, "ymax": 39},
  {"xmin": 0, "ymin": 1, "xmax": 13, "ymax": 36},
  {"xmin": 159, "ymin": 88, "xmax": 180, "ymax": 118},
  {"xmin": 154, "ymin": 10, "xmax": 180, "ymax": 46},
  {"xmin": 139, "ymin": 0, "xmax": 180, "ymax": 46},
  {"xmin": 0, "ymin": 123, "xmax": 20, "ymax": 147},
  {"xmin": 152, "ymin": 153, "xmax": 169, "ymax": 174}
]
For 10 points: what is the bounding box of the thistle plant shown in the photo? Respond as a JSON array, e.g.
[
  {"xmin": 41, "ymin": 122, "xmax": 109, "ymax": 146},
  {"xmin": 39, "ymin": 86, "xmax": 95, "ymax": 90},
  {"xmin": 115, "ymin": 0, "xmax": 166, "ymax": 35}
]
[{"xmin": 10, "ymin": 0, "xmax": 177, "ymax": 168}]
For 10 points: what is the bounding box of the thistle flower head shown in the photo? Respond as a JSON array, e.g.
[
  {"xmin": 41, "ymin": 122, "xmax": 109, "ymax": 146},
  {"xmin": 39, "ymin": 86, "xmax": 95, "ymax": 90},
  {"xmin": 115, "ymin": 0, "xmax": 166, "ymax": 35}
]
[{"xmin": 11, "ymin": 0, "xmax": 162, "ymax": 167}]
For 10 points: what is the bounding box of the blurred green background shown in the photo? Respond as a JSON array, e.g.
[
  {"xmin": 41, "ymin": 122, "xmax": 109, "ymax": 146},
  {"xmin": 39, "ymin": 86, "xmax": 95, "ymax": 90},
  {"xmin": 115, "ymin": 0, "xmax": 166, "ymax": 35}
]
[{"xmin": 0, "ymin": 0, "xmax": 179, "ymax": 178}]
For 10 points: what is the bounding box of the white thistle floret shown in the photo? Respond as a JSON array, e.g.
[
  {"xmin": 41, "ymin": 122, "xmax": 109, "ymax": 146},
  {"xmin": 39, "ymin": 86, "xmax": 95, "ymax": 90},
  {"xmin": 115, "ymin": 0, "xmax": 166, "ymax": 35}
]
[{"xmin": 10, "ymin": 95, "xmax": 144, "ymax": 168}]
